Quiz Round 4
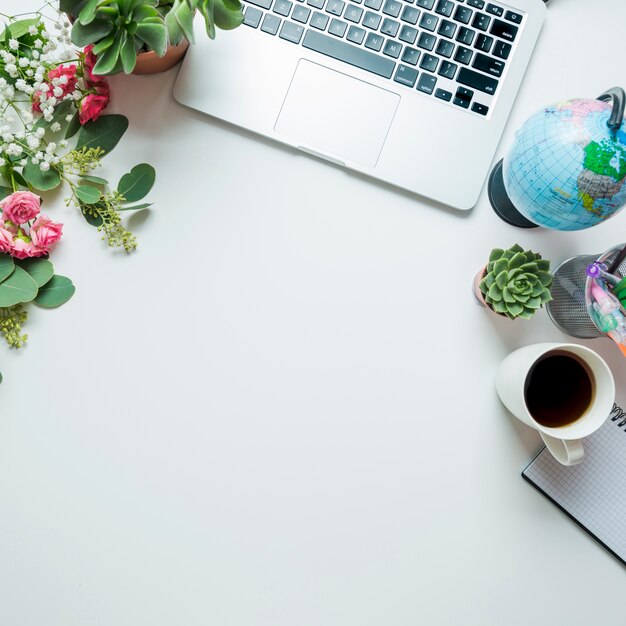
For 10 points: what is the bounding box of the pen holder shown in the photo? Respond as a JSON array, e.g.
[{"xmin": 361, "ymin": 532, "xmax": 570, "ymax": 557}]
[{"xmin": 546, "ymin": 244, "xmax": 626, "ymax": 341}]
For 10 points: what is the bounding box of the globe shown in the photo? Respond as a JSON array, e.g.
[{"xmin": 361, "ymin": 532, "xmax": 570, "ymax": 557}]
[{"xmin": 489, "ymin": 89, "xmax": 626, "ymax": 230}]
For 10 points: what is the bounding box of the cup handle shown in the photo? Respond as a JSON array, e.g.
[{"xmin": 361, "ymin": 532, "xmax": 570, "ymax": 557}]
[{"xmin": 539, "ymin": 433, "xmax": 585, "ymax": 466}]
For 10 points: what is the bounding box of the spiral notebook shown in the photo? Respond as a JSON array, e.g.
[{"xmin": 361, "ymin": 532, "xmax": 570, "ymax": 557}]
[{"xmin": 522, "ymin": 404, "xmax": 626, "ymax": 566}]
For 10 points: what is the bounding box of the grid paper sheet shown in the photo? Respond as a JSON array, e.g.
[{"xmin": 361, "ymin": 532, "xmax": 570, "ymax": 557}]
[{"xmin": 523, "ymin": 405, "xmax": 626, "ymax": 565}]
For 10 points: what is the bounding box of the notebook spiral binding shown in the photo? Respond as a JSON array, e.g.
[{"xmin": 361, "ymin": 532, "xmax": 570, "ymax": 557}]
[{"xmin": 609, "ymin": 403, "xmax": 626, "ymax": 429}]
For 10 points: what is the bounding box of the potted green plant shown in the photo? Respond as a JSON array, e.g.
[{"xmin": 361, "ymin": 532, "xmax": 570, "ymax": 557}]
[
  {"xmin": 473, "ymin": 244, "xmax": 554, "ymax": 319},
  {"xmin": 60, "ymin": 0, "xmax": 243, "ymax": 75}
]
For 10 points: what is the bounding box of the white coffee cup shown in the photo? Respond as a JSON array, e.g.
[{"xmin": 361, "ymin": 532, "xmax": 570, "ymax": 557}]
[{"xmin": 496, "ymin": 343, "xmax": 615, "ymax": 466}]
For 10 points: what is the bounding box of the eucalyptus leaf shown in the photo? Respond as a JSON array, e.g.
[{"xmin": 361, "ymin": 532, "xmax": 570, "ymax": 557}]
[
  {"xmin": 75, "ymin": 184, "xmax": 102, "ymax": 204},
  {"xmin": 17, "ymin": 257, "xmax": 54, "ymax": 287},
  {"xmin": 0, "ymin": 185, "xmax": 12, "ymax": 198},
  {"xmin": 0, "ymin": 253, "xmax": 15, "ymax": 283},
  {"xmin": 118, "ymin": 202, "xmax": 152, "ymax": 212},
  {"xmin": 34, "ymin": 275, "xmax": 76, "ymax": 308},
  {"xmin": 65, "ymin": 112, "xmax": 82, "ymax": 139},
  {"xmin": 117, "ymin": 163, "xmax": 155, "ymax": 202},
  {"xmin": 80, "ymin": 175, "xmax": 108, "ymax": 185},
  {"xmin": 0, "ymin": 266, "xmax": 39, "ymax": 307},
  {"xmin": 81, "ymin": 205, "xmax": 103, "ymax": 227},
  {"xmin": 22, "ymin": 161, "xmax": 62, "ymax": 191},
  {"xmin": 76, "ymin": 114, "xmax": 129, "ymax": 155}
]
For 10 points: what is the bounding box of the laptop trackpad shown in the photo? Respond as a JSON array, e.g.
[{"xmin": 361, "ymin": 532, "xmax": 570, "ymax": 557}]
[{"xmin": 275, "ymin": 60, "xmax": 400, "ymax": 168}]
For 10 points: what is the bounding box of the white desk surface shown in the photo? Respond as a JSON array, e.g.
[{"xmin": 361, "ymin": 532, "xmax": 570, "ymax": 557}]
[{"xmin": 1, "ymin": 0, "xmax": 625, "ymax": 624}]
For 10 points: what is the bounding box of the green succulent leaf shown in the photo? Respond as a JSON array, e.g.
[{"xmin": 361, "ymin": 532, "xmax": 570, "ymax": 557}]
[
  {"xmin": 135, "ymin": 22, "xmax": 168, "ymax": 56},
  {"xmin": 536, "ymin": 259, "xmax": 550, "ymax": 271},
  {"xmin": 540, "ymin": 289, "xmax": 553, "ymax": 304},
  {"xmin": 537, "ymin": 270, "xmax": 553, "ymax": 287},
  {"xmin": 520, "ymin": 262, "xmax": 538, "ymax": 273},
  {"xmin": 493, "ymin": 300, "xmax": 508, "ymax": 314},
  {"xmin": 525, "ymin": 296, "xmax": 542, "ymax": 309},
  {"xmin": 71, "ymin": 17, "xmax": 114, "ymax": 47},
  {"xmin": 120, "ymin": 34, "xmax": 137, "ymax": 74},
  {"xmin": 495, "ymin": 271, "xmax": 508, "ymax": 290},
  {"xmin": 507, "ymin": 302, "xmax": 524, "ymax": 316},
  {"xmin": 488, "ymin": 248, "xmax": 504, "ymax": 262},
  {"xmin": 492, "ymin": 258, "xmax": 507, "ymax": 276},
  {"xmin": 78, "ymin": 0, "xmax": 102, "ymax": 25},
  {"xmin": 34, "ymin": 275, "xmax": 76, "ymax": 308},
  {"xmin": 488, "ymin": 283, "xmax": 503, "ymax": 302},
  {"xmin": 93, "ymin": 29, "xmax": 127, "ymax": 75},
  {"xmin": 212, "ymin": 0, "xmax": 244, "ymax": 31}
]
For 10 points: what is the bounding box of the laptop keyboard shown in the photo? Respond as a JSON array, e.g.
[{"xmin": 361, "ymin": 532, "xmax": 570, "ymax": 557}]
[{"xmin": 240, "ymin": 0, "xmax": 524, "ymax": 118}]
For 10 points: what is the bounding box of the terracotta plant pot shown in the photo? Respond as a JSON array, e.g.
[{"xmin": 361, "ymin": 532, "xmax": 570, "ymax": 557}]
[
  {"xmin": 473, "ymin": 265, "xmax": 488, "ymax": 307},
  {"xmin": 133, "ymin": 40, "xmax": 190, "ymax": 75}
]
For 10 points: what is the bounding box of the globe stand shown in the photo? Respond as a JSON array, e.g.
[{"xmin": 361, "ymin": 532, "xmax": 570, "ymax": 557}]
[{"xmin": 487, "ymin": 160, "xmax": 538, "ymax": 229}]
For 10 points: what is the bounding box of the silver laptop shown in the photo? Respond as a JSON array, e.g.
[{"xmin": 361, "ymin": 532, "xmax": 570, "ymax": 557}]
[{"xmin": 174, "ymin": 0, "xmax": 546, "ymax": 210}]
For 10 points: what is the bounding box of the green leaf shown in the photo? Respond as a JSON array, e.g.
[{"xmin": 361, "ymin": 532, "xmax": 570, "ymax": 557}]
[
  {"xmin": 117, "ymin": 163, "xmax": 156, "ymax": 203},
  {"xmin": 0, "ymin": 185, "xmax": 12, "ymax": 198},
  {"xmin": 75, "ymin": 184, "xmax": 102, "ymax": 204},
  {"xmin": 118, "ymin": 202, "xmax": 151, "ymax": 211},
  {"xmin": 22, "ymin": 161, "xmax": 62, "ymax": 191},
  {"xmin": 1, "ymin": 18, "xmax": 40, "ymax": 41},
  {"xmin": 488, "ymin": 283, "xmax": 502, "ymax": 302},
  {"xmin": 65, "ymin": 112, "xmax": 82, "ymax": 139},
  {"xmin": 492, "ymin": 258, "xmax": 507, "ymax": 276},
  {"xmin": 76, "ymin": 114, "xmax": 129, "ymax": 155},
  {"xmin": 507, "ymin": 302, "xmax": 524, "ymax": 316},
  {"xmin": 212, "ymin": 0, "xmax": 244, "ymax": 31},
  {"xmin": 174, "ymin": 0, "xmax": 196, "ymax": 42},
  {"xmin": 71, "ymin": 17, "xmax": 114, "ymax": 47},
  {"xmin": 80, "ymin": 174, "xmax": 108, "ymax": 185},
  {"xmin": 119, "ymin": 34, "xmax": 137, "ymax": 74},
  {"xmin": 0, "ymin": 266, "xmax": 39, "ymax": 307},
  {"xmin": 34, "ymin": 274, "xmax": 75, "ymax": 308},
  {"xmin": 93, "ymin": 29, "xmax": 127, "ymax": 75},
  {"xmin": 0, "ymin": 253, "xmax": 15, "ymax": 283},
  {"xmin": 92, "ymin": 33, "xmax": 116, "ymax": 56},
  {"xmin": 525, "ymin": 296, "xmax": 542, "ymax": 309},
  {"xmin": 537, "ymin": 270, "xmax": 553, "ymax": 287},
  {"xmin": 17, "ymin": 257, "xmax": 53, "ymax": 287},
  {"xmin": 135, "ymin": 23, "xmax": 168, "ymax": 56},
  {"xmin": 508, "ymin": 252, "xmax": 526, "ymax": 269},
  {"xmin": 78, "ymin": 0, "xmax": 102, "ymax": 25},
  {"xmin": 81, "ymin": 205, "xmax": 104, "ymax": 227},
  {"xmin": 488, "ymin": 248, "xmax": 504, "ymax": 262}
]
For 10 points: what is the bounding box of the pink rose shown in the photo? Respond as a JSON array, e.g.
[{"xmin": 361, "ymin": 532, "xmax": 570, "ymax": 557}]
[
  {"xmin": 0, "ymin": 191, "xmax": 41, "ymax": 225},
  {"xmin": 0, "ymin": 228, "xmax": 14, "ymax": 254},
  {"xmin": 83, "ymin": 45, "xmax": 101, "ymax": 84},
  {"xmin": 48, "ymin": 64, "xmax": 78, "ymax": 97},
  {"xmin": 30, "ymin": 214, "xmax": 63, "ymax": 253},
  {"xmin": 79, "ymin": 92, "xmax": 110, "ymax": 125},
  {"xmin": 11, "ymin": 237, "xmax": 38, "ymax": 259}
]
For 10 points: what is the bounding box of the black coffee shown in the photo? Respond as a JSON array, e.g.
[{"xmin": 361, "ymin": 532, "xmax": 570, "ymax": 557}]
[{"xmin": 524, "ymin": 351, "xmax": 594, "ymax": 428}]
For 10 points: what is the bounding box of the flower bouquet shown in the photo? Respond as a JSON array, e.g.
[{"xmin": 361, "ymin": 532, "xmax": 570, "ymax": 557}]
[{"xmin": 0, "ymin": 7, "xmax": 157, "ymax": 379}]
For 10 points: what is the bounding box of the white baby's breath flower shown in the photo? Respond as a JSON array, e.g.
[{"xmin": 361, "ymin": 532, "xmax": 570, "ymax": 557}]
[
  {"xmin": 65, "ymin": 114, "xmax": 73, "ymax": 122},
  {"xmin": 18, "ymin": 57, "xmax": 29, "ymax": 68},
  {"xmin": 40, "ymin": 161, "xmax": 50, "ymax": 171},
  {"xmin": 34, "ymin": 39, "xmax": 42, "ymax": 50},
  {"xmin": 35, "ymin": 151, "xmax": 43, "ymax": 160},
  {"xmin": 25, "ymin": 69, "xmax": 33, "ymax": 77},
  {"xmin": 8, "ymin": 39, "xmax": 19, "ymax": 51},
  {"xmin": 28, "ymin": 25, "xmax": 38, "ymax": 36},
  {"xmin": 53, "ymin": 86, "xmax": 63, "ymax": 98},
  {"xmin": 0, "ymin": 158, "xmax": 5, "ymax": 167},
  {"xmin": 60, "ymin": 140, "xmax": 68, "ymax": 148},
  {"xmin": 19, "ymin": 158, "xmax": 27, "ymax": 167},
  {"xmin": 27, "ymin": 135, "xmax": 40, "ymax": 150},
  {"xmin": 50, "ymin": 122, "xmax": 61, "ymax": 132},
  {"xmin": 5, "ymin": 63, "xmax": 18, "ymax": 78},
  {"xmin": 35, "ymin": 128, "xmax": 45, "ymax": 138}
]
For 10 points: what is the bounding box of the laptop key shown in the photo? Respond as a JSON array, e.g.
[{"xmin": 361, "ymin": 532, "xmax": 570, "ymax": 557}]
[
  {"xmin": 493, "ymin": 40, "xmax": 511, "ymax": 59},
  {"xmin": 401, "ymin": 46, "xmax": 420, "ymax": 65},
  {"xmin": 292, "ymin": 5, "xmax": 312, "ymax": 22},
  {"xmin": 490, "ymin": 18, "xmax": 518, "ymax": 41},
  {"xmin": 247, "ymin": 0, "xmax": 272, "ymax": 9},
  {"xmin": 399, "ymin": 25, "xmax": 418, "ymax": 44},
  {"xmin": 382, "ymin": 0, "xmax": 402, "ymax": 17},
  {"xmin": 261, "ymin": 12, "xmax": 282, "ymax": 32},
  {"xmin": 363, "ymin": 11, "xmax": 382, "ymax": 28},
  {"xmin": 453, "ymin": 6, "xmax": 472, "ymax": 24},
  {"xmin": 345, "ymin": 4, "xmax": 364, "ymax": 22},
  {"xmin": 454, "ymin": 45, "xmax": 472, "ymax": 64},
  {"xmin": 381, "ymin": 18, "xmax": 400, "ymax": 36},
  {"xmin": 457, "ymin": 66, "xmax": 498, "ymax": 94},
  {"xmin": 438, "ymin": 59, "xmax": 457, "ymax": 78},
  {"xmin": 416, "ymin": 73, "xmax": 437, "ymax": 94},
  {"xmin": 471, "ymin": 102, "xmax": 489, "ymax": 115},
  {"xmin": 326, "ymin": 0, "xmax": 345, "ymax": 15},
  {"xmin": 347, "ymin": 24, "xmax": 366, "ymax": 42},
  {"xmin": 383, "ymin": 39, "xmax": 402, "ymax": 58},
  {"xmin": 504, "ymin": 10, "xmax": 522, "ymax": 24},
  {"xmin": 416, "ymin": 32, "xmax": 436, "ymax": 51},
  {"xmin": 329, "ymin": 17, "xmax": 348, "ymax": 35},
  {"xmin": 486, "ymin": 3, "xmax": 503, "ymax": 16},
  {"xmin": 416, "ymin": 0, "xmax": 435, "ymax": 8},
  {"xmin": 435, "ymin": 87, "xmax": 452, "ymax": 101},
  {"xmin": 419, "ymin": 13, "xmax": 438, "ymax": 31},
  {"xmin": 466, "ymin": 0, "xmax": 484, "ymax": 7},
  {"xmin": 364, "ymin": 31, "xmax": 384, "ymax": 50},
  {"xmin": 419, "ymin": 53, "xmax": 438, "ymax": 72},
  {"xmin": 394, "ymin": 64, "xmax": 419, "ymax": 87},
  {"xmin": 472, "ymin": 52, "xmax": 504, "ymax": 77},
  {"xmin": 279, "ymin": 20, "xmax": 305, "ymax": 41},
  {"xmin": 437, "ymin": 19, "xmax": 456, "ymax": 38},
  {"xmin": 243, "ymin": 6, "xmax": 262, "ymax": 26},
  {"xmin": 302, "ymin": 30, "xmax": 397, "ymax": 78},
  {"xmin": 311, "ymin": 11, "xmax": 330, "ymax": 28},
  {"xmin": 364, "ymin": 0, "xmax": 383, "ymax": 9},
  {"xmin": 307, "ymin": 0, "xmax": 325, "ymax": 8},
  {"xmin": 475, "ymin": 33, "xmax": 493, "ymax": 52},
  {"xmin": 400, "ymin": 5, "xmax": 420, "ymax": 24},
  {"xmin": 436, "ymin": 39, "xmax": 454, "ymax": 57},
  {"xmin": 434, "ymin": 0, "xmax": 454, "ymax": 17},
  {"xmin": 456, "ymin": 26, "xmax": 475, "ymax": 44},
  {"xmin": 273, "ymin": 0, "xmax": 293, "ymax": 15},
  {"xmin": 453, "ymin": 86, "xmax": 473, "ymax": 108},
  {"xmin": 472, "ymin": 13, "xmax": 490, "ymax": 31}
]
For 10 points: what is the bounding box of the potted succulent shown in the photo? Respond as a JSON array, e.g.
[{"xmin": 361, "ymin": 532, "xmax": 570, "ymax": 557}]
[
  {"xmin": 473, "ymin": 244, "xmax": 554, "ymax": 320},
  {"xmin": 60, "ymin": 0, "xmax": 243, "ymax": 75}
]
